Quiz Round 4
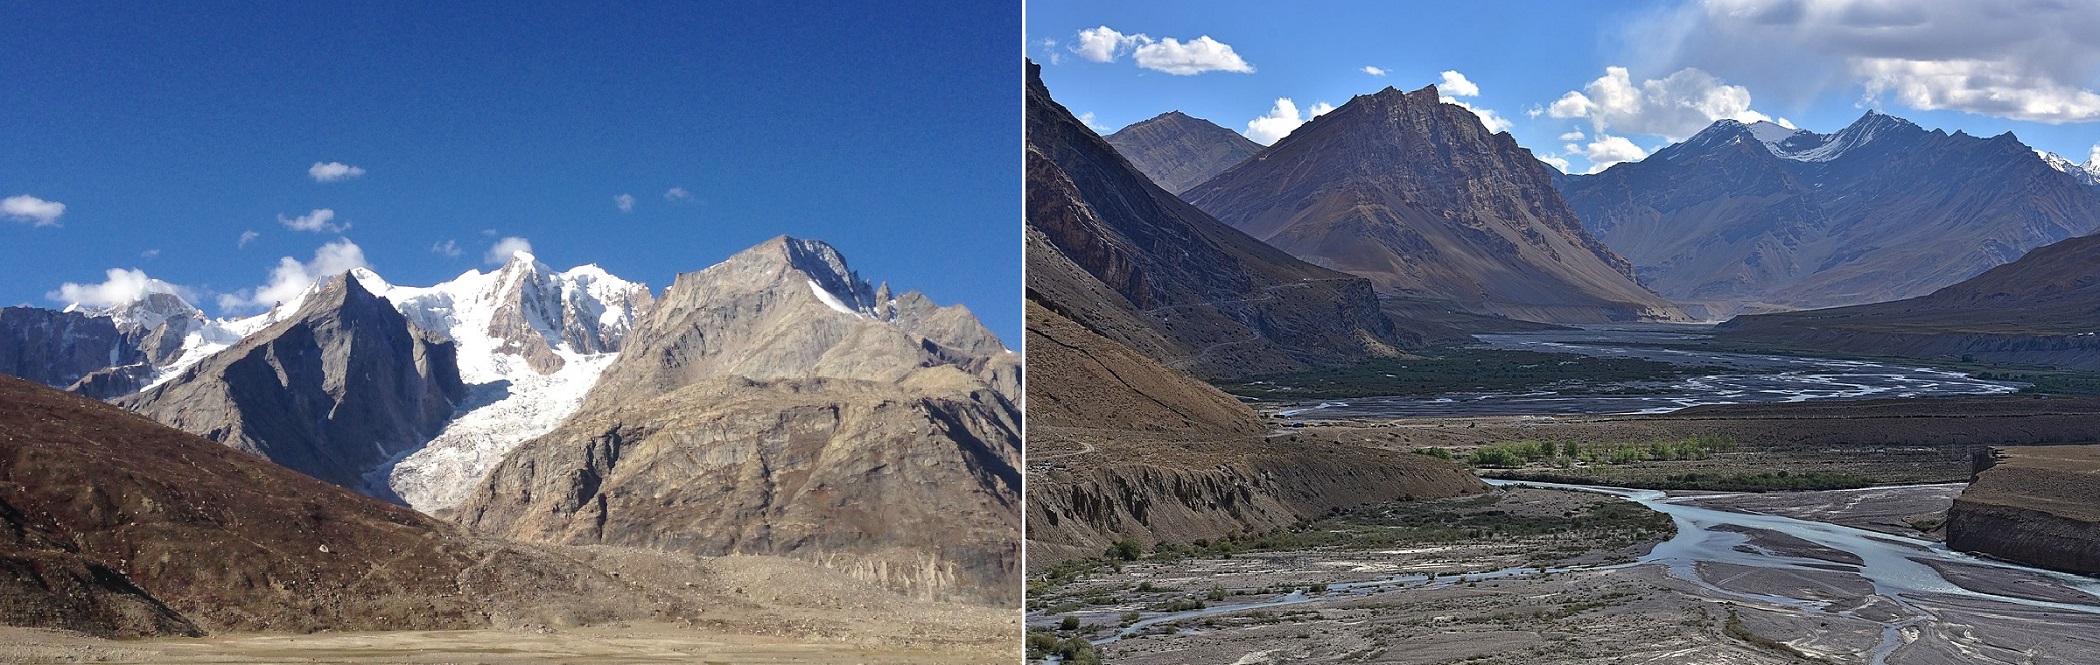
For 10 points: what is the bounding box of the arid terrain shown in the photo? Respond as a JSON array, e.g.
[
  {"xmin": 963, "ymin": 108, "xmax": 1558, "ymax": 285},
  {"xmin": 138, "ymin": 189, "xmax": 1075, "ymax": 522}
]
[{"xmin": 0, "ymin": 554, "xmax": 1015, "ymax": 664}]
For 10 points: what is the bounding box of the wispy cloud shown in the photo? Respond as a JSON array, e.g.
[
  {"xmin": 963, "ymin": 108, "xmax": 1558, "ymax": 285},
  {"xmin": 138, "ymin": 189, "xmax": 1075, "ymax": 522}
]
[
  {"xmin": 140, "ymin": 249, "xmax": 160, "ymax": 259},
  {"xmin": 308, "ymin": 161, "xmax": 366, "ymax": 182},
  {"xmin": 431, "ymin": 239, "xmax": 462, "ymax": 257},
  {"xmin": 2, "ymin": 195, "xmax": 65, "ymax": 227},
  {"xmin": 279, "ymin": 208, "xmax": 349, "ymax": 233},
  {"xmin": 614, "ymin": 193, "xmax": 635, "ymax": 213},
  {"xmin": 664, "ymin": 187, "xmax": 692, "ymax": 201},
  {"xmin": 238, "ymin": 230, "xmax": 261, "ymax": 247}
]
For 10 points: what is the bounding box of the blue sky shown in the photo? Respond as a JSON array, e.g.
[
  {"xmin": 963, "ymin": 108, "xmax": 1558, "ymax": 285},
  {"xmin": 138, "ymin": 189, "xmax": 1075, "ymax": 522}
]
[
  {"xmin": 1029, "ymin": 1, "xmax": 2100, "ymax": 175},
  {"xmin": 2, "ymin": 2, "xmax": 1021, "ymax": 344}
]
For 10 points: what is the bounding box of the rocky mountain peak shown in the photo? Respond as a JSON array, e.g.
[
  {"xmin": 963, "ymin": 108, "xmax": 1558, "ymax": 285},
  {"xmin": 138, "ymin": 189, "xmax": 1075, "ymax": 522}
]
[{"xmin": 1103, "ymin": 109, "xmax": 1263, "ymax": 193}]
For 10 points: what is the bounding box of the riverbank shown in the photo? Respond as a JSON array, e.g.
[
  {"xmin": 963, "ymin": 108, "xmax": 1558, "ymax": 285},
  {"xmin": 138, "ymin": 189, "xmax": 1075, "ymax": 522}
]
[{"xmin": 1031, "ymin": 482, "xmax": 2100, "ymax": 664}]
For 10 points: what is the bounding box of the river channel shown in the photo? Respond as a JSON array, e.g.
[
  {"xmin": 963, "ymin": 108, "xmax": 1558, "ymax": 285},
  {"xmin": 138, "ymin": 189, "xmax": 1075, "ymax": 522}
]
[
  {"xmin": 1277, "ymin": 326, "xmax": 2023, "ymax": 420},
  {"xmin": 1084, "ymin": 480, "xmax": 2100, "ymax": 663}
]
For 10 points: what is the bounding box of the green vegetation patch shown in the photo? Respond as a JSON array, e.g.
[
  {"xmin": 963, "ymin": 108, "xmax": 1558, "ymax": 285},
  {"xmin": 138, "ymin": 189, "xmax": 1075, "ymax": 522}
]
[
  {"xmin": 1215, "ymin": 348, "xmax": 1725, "ymax": 400},
  {"xmin": 1486, "ymin": 469, "xmax": 1875, "ymax": 492}
]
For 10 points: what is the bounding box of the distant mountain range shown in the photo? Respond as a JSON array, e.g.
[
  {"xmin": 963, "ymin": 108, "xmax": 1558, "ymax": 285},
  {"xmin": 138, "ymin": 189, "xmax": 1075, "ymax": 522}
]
[
  {"xmin": 1719, "ymin": 229, "xmax": 2100, "ymax": 371},
  {"xmin": 1103, "ymin": 111, "xmax": 1261, "ymax": 194},
  {"xmin": 1182, "ymin": 85, "xmax": 1686, "ymax": 324},
  {"xmin": 1558, "ymin": 112, "xmax": 2100, "ymax": 319}
]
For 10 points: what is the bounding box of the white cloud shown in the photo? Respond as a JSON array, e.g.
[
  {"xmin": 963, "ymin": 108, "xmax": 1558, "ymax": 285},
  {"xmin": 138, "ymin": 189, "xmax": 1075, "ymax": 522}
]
[
  {"xmin": 308, "ymin": 161, "xmax": 366, "ymax": 182},
  {"xmin": 216, "ymin": 238, "xmax": 369, "ymax": 313},
  {"xmin": 431, "ymin": 239, "xmax": 461, "ymax": 257},
  {"xmin": 1072, "ymin": 26, "xmax": 1140, "ymax": 63},
  {"xmin": 1438, "ymin": 70, "xmax": 1481, "ymax": 97},
  {"xmin": 485, "ymin": 236, "xmax": 533, "ymax": 265},
  {"xmin": 1245, "ymin": 97, "xmax": 1336, "ymax": 145},
  {"xmin": 2, "ymin": 195, "xmax": 65, "ymax": 227},
  {"xmin": 1133, "ymin": 36, "xmax": 1254, "ymax": 75},
  {"xmin": 1546, "ymin": 66, "xmax": 1772, "ymax": 141},
  {"xmin": 1634, "ymin": 0, "xmax": 2100, "ymax": 124},
  {"xmin": 1432, "ymin": 72, "xmax": 1512, "ymax": 133},
  {"xmin": 140, "ymin": 249, "xmax": 159, "ymax": 259},
  {"xmin": 1538, "ymin": 154, "xmax": 1573, "ymax": 173},
  {"xmin": 1582, "ymin": 134, "xmax": 1650, "ymax": 173},
  {"xmin": 614, "ymin": 193, "xmax": 635, "ymax": 213},
  {"xmin": 48, "ymin": 268, "xmax": 190, "ymax": 309},
  {"xmin": 278, "ymin": 208, "xmax": 348, "ymax": 233},
  {"xmin": 1068, "ymin": 26, "xmax": 1253, "ymax": 75},
  {"xmin": 238, "ymin": 230, "xmax": 260, "ymax": 247},
  {"xmin": 1559, "ymin": 129, "xmax": 1587, "ymax": 141},
  {"xmin": 1363, "ymin": 66, "xmax": 1388, "ymax": 77},
  {"xmin": 664, "ymin": 187, "xmax": 691, "ymax": 201},
  {"xmin": 1078, "ymin": 111, "xmax": 1110, "ymax": 132}
]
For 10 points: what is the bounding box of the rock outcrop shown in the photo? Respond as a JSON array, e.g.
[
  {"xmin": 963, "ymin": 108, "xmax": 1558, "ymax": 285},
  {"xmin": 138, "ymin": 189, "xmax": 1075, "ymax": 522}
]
[
  {"xmin": 1183, "ymin": 85, "xmax": 1685, "ymax": 324},
  {"xmin": 1559, "ymin": 113, "xmax": 2100, "ymax": 318},
  {"xmin": 1718, "ymin": 230, "xmax": 2100, "ymax": 370},
  {"xmin": 1947, "ymin": 445, "xmax": 2100, "ymax": 574},
  {"xmin": 455, "ymin": 237, "xmax": 1021, "ymax": 606},
  {"xmin": 0, "ymin": 307, "xmax": 143, "ymax": 390},
  {"xmin": 120, "ymin": 274, "xmax": 467, "ymax": 491},
  {"xmin": 1103, "ymin": 111, "xmax": 1263, "ymax": 194}
]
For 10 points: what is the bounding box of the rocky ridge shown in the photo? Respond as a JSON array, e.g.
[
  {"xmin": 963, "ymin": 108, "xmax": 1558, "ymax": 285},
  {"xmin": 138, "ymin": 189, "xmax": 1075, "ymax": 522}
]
[
  {"xmin": 1183, "ymin": 84, "xmax": 1684, "ymax": 324},
  {"xmin": 454, "ymin": 236, "xmax": 1022, "ymax": 606},
  {"xmin": 1103, "ymin": 111, "xmax": 1263, "ymax": 194}
]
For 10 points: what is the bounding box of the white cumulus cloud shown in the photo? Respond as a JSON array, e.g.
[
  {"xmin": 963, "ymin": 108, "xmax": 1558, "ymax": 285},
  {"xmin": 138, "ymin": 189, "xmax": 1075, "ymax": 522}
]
[
  {"xmin": 1438, "ymin": 70, "xmax": 1481, "ymax": 97},
  {"xmin": 1068, "ymin": 26, "xmax": 1253, "ymax": 75},
  {"xmin": 278, "ymin": 208, "xmax": 348, "ymax": 233},
  {"xmin": 1244, "ymin": 97, "xmax": 1335, "ymax": 145},
  {"xmin": 614, "ymin": 193, "xmax": 635, "ymax": 213},
  {"xmin": 1363, "ymin": 66, "xmax": 1388, "ymax": 76},
  {"xmin": 1547, "ymin": 66, "xmax": 1772, "ymax": 142},
  {"xmin": 2, "ymin": 195, "xmax": 65, "ymax": 227},
  {"xmin": 47, "ymin": 268, "xmax": 190, "ymax": 309},
  {"xmin": 216, "ymin": 238, "xmax": 370, "ymax": 313},
  {"xmin": 485, "ymin": 236, "xmax": 533, "ymax": 265},
  {"xmin": 308, "ymin": 161, "xmax": 366, "ymax": 182},
  {"xmin": 1582, "ymin": 134, "xmax": 1651, "ymax": 173}
]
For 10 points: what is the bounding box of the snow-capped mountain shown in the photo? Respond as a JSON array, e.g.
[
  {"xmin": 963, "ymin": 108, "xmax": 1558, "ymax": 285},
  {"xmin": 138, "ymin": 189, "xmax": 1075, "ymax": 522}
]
[
  {"xmin": 2037, "ymin": 149, "xmax": 2100, "ymax": 187},
  {"xmin": 355, "ymin": 252, "xmax": 653, "ymax": 511},
  {"xmin": 51, "ymin": 253, "xmax": 655, "ymax": 513}
]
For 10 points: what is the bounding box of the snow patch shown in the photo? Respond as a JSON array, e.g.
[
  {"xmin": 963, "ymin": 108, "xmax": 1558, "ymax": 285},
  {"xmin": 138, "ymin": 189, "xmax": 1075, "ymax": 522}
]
[{"xmin": 808, "ymin": 279, "xmax": 863, "ymax": 317}]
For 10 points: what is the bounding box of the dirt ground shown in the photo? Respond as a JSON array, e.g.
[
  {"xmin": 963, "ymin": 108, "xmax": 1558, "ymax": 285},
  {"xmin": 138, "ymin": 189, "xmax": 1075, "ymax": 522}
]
[{"xmin": 0, "ymin": 553, "xmax": 1018, "ymax": 664}]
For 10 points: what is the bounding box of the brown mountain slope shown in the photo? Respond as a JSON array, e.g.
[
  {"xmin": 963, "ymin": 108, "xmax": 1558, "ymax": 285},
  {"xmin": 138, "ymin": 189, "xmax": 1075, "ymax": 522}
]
[
  {"xmin": 1103, "ymin": 111, "xmax": 1263, "ymax": 194},
  {"xmin": 1947, "ymin": 446, "xmax": 2100, "ymax": 575},
  {"xmin": 1026, "ymin": 62, "xmax": 1423, "ymax": 379},
  {"xmin": 1559, "ymin": 114, "xmax": 2100, "ymax": 318},
  {"xmin": 0, "ymin": 375, "xmax": 648, "ymax": 636},
  {"xmin": 1184, "ymin": 85, "xmax": 1684, "ymax": 324},
  {"xmin": 455, "ymin": 237, "xmax": 1021, "ymax": 606},
  {"xmin": 1024, "ymin": 62, "xmax": 1487, "ymax": 568},
  {"xmin": 1718, "ymin": 231, "xmax": 2100, "ymax": 370}
]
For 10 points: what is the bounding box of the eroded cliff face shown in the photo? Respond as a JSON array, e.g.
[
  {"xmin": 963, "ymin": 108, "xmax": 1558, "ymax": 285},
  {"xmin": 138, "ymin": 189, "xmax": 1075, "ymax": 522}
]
[
  {"xmin": 1025, "ymin": 433, "xmax": 1486, "ymax": 566},
  {"xmin": 455, "ymin": 237, "xmax": 1021, "ymax": 606},
  {"xmin": 1947, "ymin": 446, "xmax": 2100, "ymax": 574}
]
